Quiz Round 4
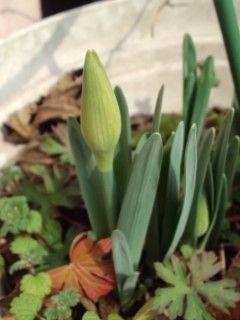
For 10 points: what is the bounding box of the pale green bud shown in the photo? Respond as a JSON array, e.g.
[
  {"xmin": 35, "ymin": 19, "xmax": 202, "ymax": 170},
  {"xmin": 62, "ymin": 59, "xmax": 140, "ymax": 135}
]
[
  {"xmin": 81, "ymin": 50, "xmax": 121, "ymax": 172},
  {"xmin": 195, "ymin": 193, "xmax": 209, "ymax": 238}
]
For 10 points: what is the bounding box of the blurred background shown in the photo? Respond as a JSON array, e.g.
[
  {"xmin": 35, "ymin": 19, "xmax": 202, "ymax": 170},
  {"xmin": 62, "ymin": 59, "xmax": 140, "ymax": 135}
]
[
  {"xmin": 0, "ymin": 0, "xmax": 101, "ymax": 38},
  {"xmin": 1, "ymin": 0, "xmax": 240, "ymax": 124}
]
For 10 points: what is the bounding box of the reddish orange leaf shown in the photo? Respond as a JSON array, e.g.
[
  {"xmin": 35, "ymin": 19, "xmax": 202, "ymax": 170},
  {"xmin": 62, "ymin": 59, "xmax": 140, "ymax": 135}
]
[{"xmin": 48, "ymin": 234, "xmax": 115, "ymax": 301}]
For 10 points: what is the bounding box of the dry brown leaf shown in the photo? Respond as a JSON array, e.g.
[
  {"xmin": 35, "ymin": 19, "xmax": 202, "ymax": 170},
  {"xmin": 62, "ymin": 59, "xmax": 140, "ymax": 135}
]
[
  {"xmin": 4, "ymin": 103, "xmax": 38, "ymax": 143},
  {"xmin": 18, "ymin": 147, "xmax": 55, "ymax": 169},
  {"xmin": 4, "ymin": 70, "xmax": 82, "ymax": 147},
  {"xmin": 33, "ymin": 95, "xmax": 80, "ymax": 126},
  {"xmin": 50, "ymin": 70, "xmax": 82, "ymax": 96}
]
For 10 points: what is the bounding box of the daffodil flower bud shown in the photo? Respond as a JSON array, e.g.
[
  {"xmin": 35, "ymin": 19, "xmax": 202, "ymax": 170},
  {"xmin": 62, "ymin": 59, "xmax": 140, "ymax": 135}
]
[
  {"xmin": 195, "ymin": 193, "xmax": 209, "ymax": 238},
  {"xmin": 81, "ymin": 50, "xmax": 121, "ymax": 172}
]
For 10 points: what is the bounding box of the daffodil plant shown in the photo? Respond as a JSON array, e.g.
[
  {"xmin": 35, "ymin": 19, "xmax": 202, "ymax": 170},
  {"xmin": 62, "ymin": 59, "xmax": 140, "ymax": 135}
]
[{"xmin": 68, "ymin": 36, "xmax": 239, "ymax": 308}]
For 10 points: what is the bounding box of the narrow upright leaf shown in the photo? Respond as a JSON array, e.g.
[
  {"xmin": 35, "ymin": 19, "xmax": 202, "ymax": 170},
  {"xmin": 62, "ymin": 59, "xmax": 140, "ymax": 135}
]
[
  {"xmin": 114, "ymin": 86, "xmax": 132, "ymax": 204},
  {"xmin": 160, "ymin": 122, "xmax": 185, "ymax": 254},
  {"xmin": 225, "ymin": 136, "xmax": 240, "ymax": 196},
  {"xmin": 148, "ymin": 133, "xmax": 174, "ymax": 262},
  {"xmin": 212, "ymin": 108, "xmax": 234, "ymax": 197},
  {"xmin": 209, "ymin": 175, "xmax": 228, "ymax": 243},
  {"xmin": 117, "ymin": 133, "xmax": 163, "ymax": 266},
  {"xmin": 112, "ymin": 230, "xmax": 138, "ymax": 307},
  {"xmin": 152, "ymin": 85, "xmax": 164, "ymax": 133},
  {"xmin": 184, "ymin": 128, "xmax": 215, "ymax": 245},
  {"xmin": 68, "ymin": 118, "xmax": 111, "ymax": 237},
  {"xmin": 190, "ymin": 56, "xmax": 214, "ymax": 140},
  {"xmin": 183, "ymin": 34, "xmax": 197, "ymax": 134},
  {"xmin": 165, "ymin": 125, "xmax": 197, "ymax": 258},
  {"xmin": 200, "ymin": 175, "xmax": 224, "ymax": 250}
]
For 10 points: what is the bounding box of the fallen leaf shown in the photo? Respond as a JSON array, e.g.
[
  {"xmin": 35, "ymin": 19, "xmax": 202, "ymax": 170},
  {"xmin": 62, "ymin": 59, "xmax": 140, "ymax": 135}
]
[
  {"xmin": 4, "ymin": 103, "xmax": 38, "ymax": 143},
  {"xmin": 33, "ymin": 95, "xmax": 80, "ymax": 126},
  {"xmin": 48, "ymin": 234, "xmax": 115, "ymax": 301}
]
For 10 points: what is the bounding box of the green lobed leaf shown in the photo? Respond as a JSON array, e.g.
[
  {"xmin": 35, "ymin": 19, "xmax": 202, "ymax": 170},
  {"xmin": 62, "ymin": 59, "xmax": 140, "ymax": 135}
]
[
  {"xmin": 185, "ymin": 292, "xmax": 214, "ymax": 320},
  {"xmin": 0, "ymin": 196, "xmax": 30, "ymax": 236},
  {"xmin": 152, "ymin": 252, "xmax": 240, "ymax": 320},
  {"xmin": 44, "ymin": 289, "xmax": 79, "ymax": 320},
  {"xmin": 10, "ymin": 237, "xmax": 42, "ymax": 255},
  {"xmin": 26, "ymin": 210, "xmax": 42, "ymax": 234},
  {"xmin": 10, "ymin": 293, "xmax": 42, "ymax": 320},
  {"xmin": 51, "ymin": 288, "xmax": 79, "ymax": 307},
  {"xmin": 41, "ymin": 133, "xmax": 68, "ymax": 155},
  {"xmin": 198, "ymin": 279, "xmax": 240, "ymax": 313},
  {"xmin": 117, "ymin": 133, "xmax": 163, "ymax": 266},
  {"xmin": 20, "ymin": 273, "xmax": 51, "ymax": 298},
  {"xmin": 10, "ymin": 236, "xmax": 48, "ymax": 273}
]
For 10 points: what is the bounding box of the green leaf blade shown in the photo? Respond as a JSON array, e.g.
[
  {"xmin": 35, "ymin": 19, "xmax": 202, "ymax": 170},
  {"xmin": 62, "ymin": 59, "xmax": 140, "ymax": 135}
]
[
  {"xmin": 117, "ymin": 133, "xmax": 163, "ymax": 266},
  {"xmin": 68, "ymin": 117, "xmax": 111, "ymax": 238},
  {"xmin": 165, "ymin": 125, "xmax": 197, "ymax": 258}
]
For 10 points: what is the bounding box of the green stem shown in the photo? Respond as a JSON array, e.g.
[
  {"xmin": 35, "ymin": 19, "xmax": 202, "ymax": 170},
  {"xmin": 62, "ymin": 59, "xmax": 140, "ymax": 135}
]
[
  {"xmin": 98, "ymin": 170, "xmax": 117, "ymax": 232},
  {"xmin": 213, "ymin": 0, "xmax": 240, "ymax": 106}
]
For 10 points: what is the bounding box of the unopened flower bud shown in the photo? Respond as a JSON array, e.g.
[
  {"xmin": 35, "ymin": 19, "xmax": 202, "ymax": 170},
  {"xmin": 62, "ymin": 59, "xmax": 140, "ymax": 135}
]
[
  {"xmin": 195, "ymin": 193, "xmax": 209, "ymax": 238},
  {"xmin": 81, "ymin": 50, "xmax": 121, "ymax": 172}
]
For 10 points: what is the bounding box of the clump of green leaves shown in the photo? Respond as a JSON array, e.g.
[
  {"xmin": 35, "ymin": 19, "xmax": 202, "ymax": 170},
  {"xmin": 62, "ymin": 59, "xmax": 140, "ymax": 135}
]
[
  {"xmin": 9, "ymin": 236, "xmax": 48, "ymax": 273},
  {"xmin": 10, "ymin": 272, "xmax": 51, "ymax": 320},
  {"xmin": 0, "ymin": 196, "xmax": 42, "ymax": 236},
  {"xmin": 43, "ymin": 289, "xmax": 79, "ymax": 320},
  {"xmin": 135, "ymin": 252, "xmax": 240, "ymax": 320},
  {"xmin": 40, "ymin": 132, "xmax": 74, "ymax": 165},
  {"xmin": 68, "ymin": 42, "xmax": 240, "ymax": 311}
]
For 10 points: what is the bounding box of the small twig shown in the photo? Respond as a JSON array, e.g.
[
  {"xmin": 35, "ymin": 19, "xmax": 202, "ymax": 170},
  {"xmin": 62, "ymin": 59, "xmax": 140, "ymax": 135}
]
[{"xmin": 150, "ymin": 0, "xmax": 189, "ymax": 37}]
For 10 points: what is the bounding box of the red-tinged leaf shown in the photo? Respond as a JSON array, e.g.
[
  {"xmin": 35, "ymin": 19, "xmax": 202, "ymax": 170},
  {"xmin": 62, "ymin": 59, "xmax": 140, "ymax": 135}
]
[{"xmin": 48, "ymin": 235, "xmax": 115, "ymax": 301}]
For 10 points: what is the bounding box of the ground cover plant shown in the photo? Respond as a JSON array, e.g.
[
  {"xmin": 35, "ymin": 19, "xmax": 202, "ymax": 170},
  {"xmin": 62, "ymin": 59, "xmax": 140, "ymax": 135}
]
[{"xmin": 0, "ymin": 1, "xmax": 240, "ymax": 319}]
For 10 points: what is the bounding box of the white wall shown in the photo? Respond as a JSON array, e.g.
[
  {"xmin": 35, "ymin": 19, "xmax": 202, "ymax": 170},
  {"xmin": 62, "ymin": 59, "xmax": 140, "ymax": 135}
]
[{"xmin": 0, "ymin": 0, "xmax": 41, "ymax": 38}]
